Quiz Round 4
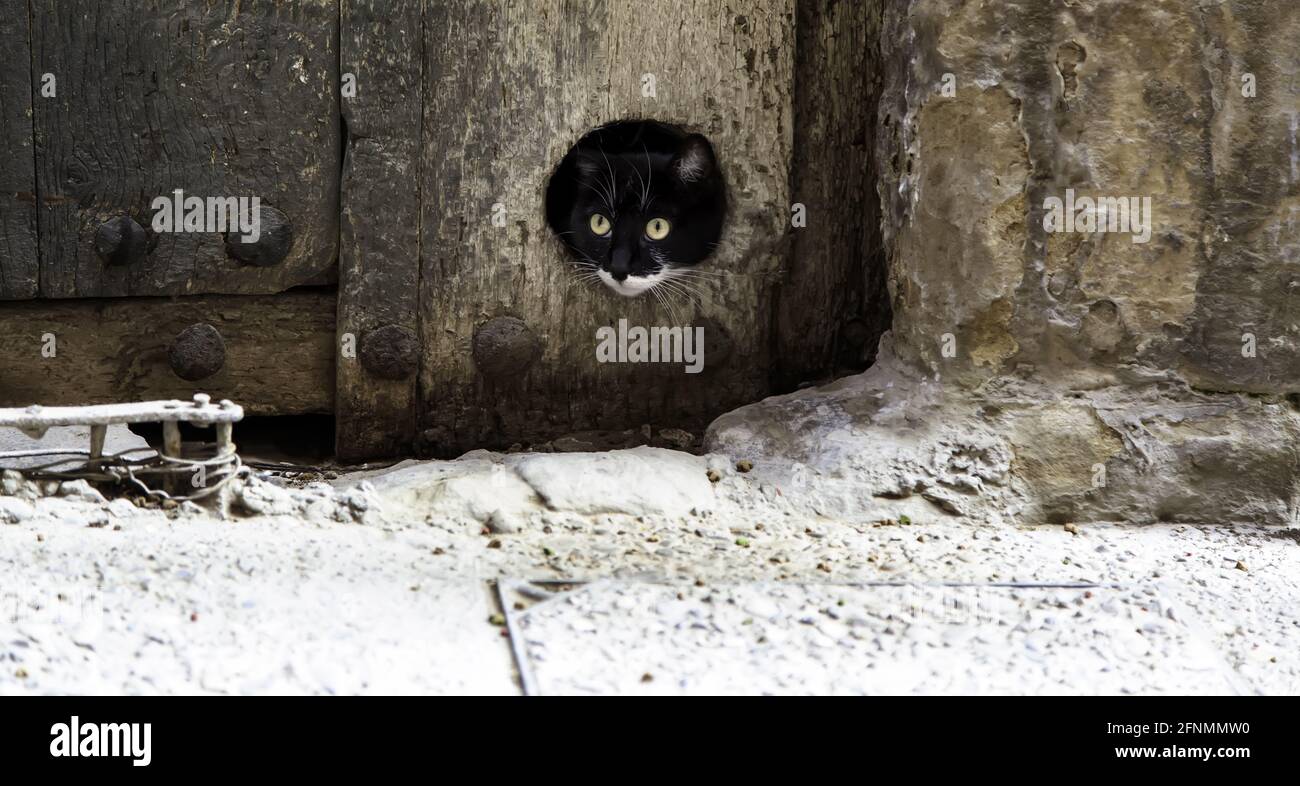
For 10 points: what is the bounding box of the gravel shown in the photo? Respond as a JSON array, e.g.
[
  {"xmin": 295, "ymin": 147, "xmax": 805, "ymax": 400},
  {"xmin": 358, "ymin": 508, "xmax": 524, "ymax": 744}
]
[{"xmin": 509, "ymin": 582, "xmax": 1248, "ymax": 695}]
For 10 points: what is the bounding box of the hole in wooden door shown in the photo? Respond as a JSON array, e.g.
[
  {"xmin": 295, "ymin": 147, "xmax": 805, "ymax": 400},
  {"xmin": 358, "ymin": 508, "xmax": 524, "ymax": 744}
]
[{"xmin": 544, "ymin": 120, "xmax": 727, "ymax": 299}]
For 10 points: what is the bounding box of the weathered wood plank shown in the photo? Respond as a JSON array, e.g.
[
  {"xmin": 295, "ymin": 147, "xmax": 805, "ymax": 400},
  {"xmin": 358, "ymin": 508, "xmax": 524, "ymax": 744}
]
[
  {"xmin": 418, "ymin": 1, "xmax": 793, "ymax": 455},
  {"xmin": 31, "ymin": 0, "xmax": 340, "ymax": 298},
  {"xmin": 0, "ymin": 290, "xmax": 336, "ymax": 415},
  {"xmin": 335, "ymin": 0, "xmax": 424, "ymax": 460},
  {"xmin": 774, "ymin": 0, "xmax": 888, "ymax": 389},
  {"xmin": 0, "ymin": 0, "xmax": 38, "ymax": 299}
]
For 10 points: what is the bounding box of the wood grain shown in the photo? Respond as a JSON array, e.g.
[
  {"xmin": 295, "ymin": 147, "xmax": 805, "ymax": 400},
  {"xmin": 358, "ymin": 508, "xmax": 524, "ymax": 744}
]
[
  {"xmin": 0, "ymin": 290, "xmax": 336, "ymax": 415},
  {"xmin": 417, "ymin": 0, "xmax": 794, "ymax": 455},
  {"xmin": 30, "ymin": 0, "xmax": 340, "ymax": 299},
  {"xmin": 0, "ymin": 0, "xmax": 38, "ymax": 299},
  {"xmin": 335, "ymin": 0, "xmax": 424, "ymax": 460}
]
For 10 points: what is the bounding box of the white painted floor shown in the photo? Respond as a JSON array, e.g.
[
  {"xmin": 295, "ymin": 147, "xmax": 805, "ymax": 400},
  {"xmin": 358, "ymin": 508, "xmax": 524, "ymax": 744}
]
[{"xmin": 2, "ymin": 450, "xmax": 1298, "ymax": 695}]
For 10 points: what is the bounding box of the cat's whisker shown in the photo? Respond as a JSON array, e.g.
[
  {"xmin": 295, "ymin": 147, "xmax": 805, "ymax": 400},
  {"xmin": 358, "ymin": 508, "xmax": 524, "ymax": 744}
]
[
  {"xmin": 563, "ymin": 251, "xmax": 605, "ymax": 291},
  {"xmin": 666, "ymin": 267, "xmax": 726, "ymax": 277},
  {"xmin": 641, "ymin": 144, "xmax": 653, "ymax": 212},
  {"xmin": 664, "ymin": 276, "xmax": 718, "ymax": 289},
  {"xmin": 630, "ymin": 152, "xmax": 650, "ymax": 213},
  {"xmin": 657, "ymin": 278, "xmax": 700, "ymax": 306},
  {"xmin": 598, "ymin": 146, "xmax": 619, "ymax": 208},
  {"xmin": 572, "ymin": 272, "xmax": 604, "ymax": 293},
  {"xmin": 577, "ymin": 178, "xmax": 614, "ymax": 215},
  {"xmin": 646, "ymin": 283, "xmax": 671, "ymax": 324},
  {"xmin": 654, "ymin": 275, "xmax": 696, "ymax": 307},
  {"xmin": 574, "ymin": 169, "xmax": 615, "ymax": 215},
  {"xmin": 585, "ymin": 175, "xmax": 618, "ymax": 214},
  {"xmin": 577, "ymin": 260, "xmax": 604, "ymax": 274},
  {"xmin": 665, "ymin": 272, "xmax": 707, "ymax": 293},
  {"xmin": 648, "ymin": 286, "xmax": 672, "ymax": 326},
  {"xmin": 664, "ymin": 273, "xmax": 719, "ymax": 290},
  {"xmin": 668, "ymin": 297, "xmax": 689, "ymax": 331},
  {"xmin": 663, "ymin": 270, "xmax": 715, "ymax": 292},
  {"xmin": 670, "ymin": 274, "xmax": 712, "ymax": 303},
  {"xmin": 654, "ymin": 285, "xmax": 686, "ymax": 328},
  {"xmin": 666, "ymin": 281, "xmax": 712, "ymax": 301}
]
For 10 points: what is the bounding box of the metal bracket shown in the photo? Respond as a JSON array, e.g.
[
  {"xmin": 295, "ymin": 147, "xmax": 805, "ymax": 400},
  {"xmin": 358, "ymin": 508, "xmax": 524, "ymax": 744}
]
[{"xmin": 0, "ymin": 394, "xmax": 246, "ymax": 501}]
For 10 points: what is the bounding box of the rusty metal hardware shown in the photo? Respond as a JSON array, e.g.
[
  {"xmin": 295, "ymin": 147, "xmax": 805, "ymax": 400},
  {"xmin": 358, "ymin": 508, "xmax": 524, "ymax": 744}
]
[
  {"xmin": 168, "ymin": 323, "xmax": 227, "ymax": 381},
  {"xmin": 359, "ymin": 324, "xmax": 418, "ymax": 380},
  {"xmin": 0, "ymin": 394, "xmax": 245, "ymax": 502},
  {"xmin": 223, "ymin": 204, "xmax": 294, "ymax": 267},
  {"xmin": 93, "ymin": 216, "xmax": 148, "ymax": 266},
  {"xmin": 472, "ymin": 316, "xmax": 542, "ymax": 380}
]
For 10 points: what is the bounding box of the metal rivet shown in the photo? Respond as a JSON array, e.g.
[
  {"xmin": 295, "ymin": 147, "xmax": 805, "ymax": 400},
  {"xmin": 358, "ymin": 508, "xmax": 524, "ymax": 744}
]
[
  {"xmin": 472, "ymin": 316, "xmax": 542, "ymax": 380},
  {"xmin": 168, "ymin": 323, "xmax": 226, "ymax": 381},
  {"xmin": 359, "ymin": 324, "xmax": 418, "ymax": 380},
  {"xmin": 94, "ymin": 216, "xmax": 148, "ymax": 266},
  {"xmin": 193, "ymin": 393, "xmax": 211, "ymax": 407},
  {"xmin": 224, "ymin": 204, "xmax": 294, "ymax": 267}
]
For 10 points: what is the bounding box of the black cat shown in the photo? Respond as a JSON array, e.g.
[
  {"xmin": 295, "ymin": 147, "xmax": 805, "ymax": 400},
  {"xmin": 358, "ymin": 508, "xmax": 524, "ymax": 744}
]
[{"xmin": 545, "ymin": 120, "xmax": 726, "ymax": 297}]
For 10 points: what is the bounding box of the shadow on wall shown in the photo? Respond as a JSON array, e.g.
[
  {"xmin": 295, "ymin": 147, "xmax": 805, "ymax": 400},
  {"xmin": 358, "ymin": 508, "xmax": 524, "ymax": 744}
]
[{"xmin": 774, "ymin": 0, "xmax": 891, "ymax": 392}]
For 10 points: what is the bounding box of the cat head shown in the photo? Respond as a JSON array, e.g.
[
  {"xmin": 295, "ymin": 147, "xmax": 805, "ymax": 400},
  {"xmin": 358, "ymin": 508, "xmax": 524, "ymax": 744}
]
[{"xmin": 546, "ymin": 121, "xmax": 726, "ymax": 297}]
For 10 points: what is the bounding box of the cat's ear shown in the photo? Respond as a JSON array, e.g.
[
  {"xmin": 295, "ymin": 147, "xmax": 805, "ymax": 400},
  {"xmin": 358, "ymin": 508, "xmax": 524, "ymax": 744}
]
[{"xmin": 670, "ymin": 135, "xmax": 717, "ymax": 183}]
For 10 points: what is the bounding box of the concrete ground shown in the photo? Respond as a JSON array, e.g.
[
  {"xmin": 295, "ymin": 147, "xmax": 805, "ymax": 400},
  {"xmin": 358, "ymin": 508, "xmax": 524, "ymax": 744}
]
[{"xmin": 1, "ymin": 444, "xmax": 1298, "ymax": 695}]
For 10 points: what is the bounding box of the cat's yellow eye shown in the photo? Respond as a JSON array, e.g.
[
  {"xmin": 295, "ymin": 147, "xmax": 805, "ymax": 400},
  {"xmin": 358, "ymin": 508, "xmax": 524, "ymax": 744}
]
[
  {"xmin": 645, "ymin": 217, "xmax": 671, "ymax": 240},
  {"xmin": 589, "ymin": 213, "xmax": 612, "ymax": 236}
]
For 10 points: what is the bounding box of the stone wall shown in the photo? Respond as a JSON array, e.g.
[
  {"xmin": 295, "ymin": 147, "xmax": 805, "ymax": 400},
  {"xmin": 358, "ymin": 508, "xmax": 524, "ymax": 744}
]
[{"xmin": 708, "ymin": 0, "xmax": 1300, "ymax": 526}]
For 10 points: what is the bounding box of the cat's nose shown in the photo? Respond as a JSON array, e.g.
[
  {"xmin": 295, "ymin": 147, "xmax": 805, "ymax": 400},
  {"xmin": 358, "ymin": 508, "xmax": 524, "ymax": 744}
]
[{"xmin": 610, "ymin": 247, "xmax": 631, "ymax": 281}]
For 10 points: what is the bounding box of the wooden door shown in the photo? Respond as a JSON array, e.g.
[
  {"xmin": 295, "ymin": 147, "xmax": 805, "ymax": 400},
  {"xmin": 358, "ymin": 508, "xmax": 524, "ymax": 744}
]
[
  {"xmin": 29, "ymin": 0, "xmax": 340, "ymax": 298},
  {"xmin": 2, "ymin": 1, "xmax": 881, "ymax": 456},
  {"xmin": 1, "ymin": 2, "xmax": 340, "ymax": 416},
  {"xmin": 409, "ymin": 0, "xmax": 796, "ymax": 456}
]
